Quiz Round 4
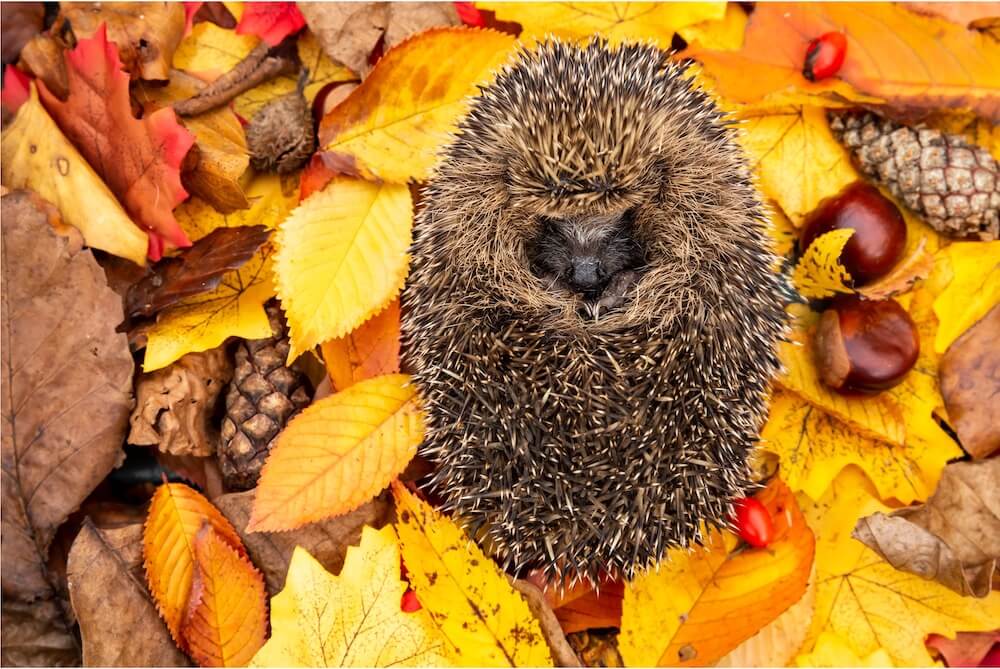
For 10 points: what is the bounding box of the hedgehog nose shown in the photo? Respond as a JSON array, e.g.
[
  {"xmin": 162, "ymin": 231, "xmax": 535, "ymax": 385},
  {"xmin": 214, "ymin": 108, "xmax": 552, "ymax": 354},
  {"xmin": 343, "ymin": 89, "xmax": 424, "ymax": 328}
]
[{"xmin": 570, "ymin": 257, "xmax": 602, "ymax": 293}]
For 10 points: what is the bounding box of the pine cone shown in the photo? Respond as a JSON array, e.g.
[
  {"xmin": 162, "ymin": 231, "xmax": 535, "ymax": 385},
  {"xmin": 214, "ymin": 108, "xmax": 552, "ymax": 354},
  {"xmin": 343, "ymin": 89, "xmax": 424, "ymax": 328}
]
[
  {"xmin": 246, "ymin": 69, "xmax": 315, "ymax": 174},
  {"xmin": 219, "ymin": 302, "xmax": 311, "ymax": 490},
  {"xmin": 829, "ymin": 110, "xmax": 999, "ymax": 241}
]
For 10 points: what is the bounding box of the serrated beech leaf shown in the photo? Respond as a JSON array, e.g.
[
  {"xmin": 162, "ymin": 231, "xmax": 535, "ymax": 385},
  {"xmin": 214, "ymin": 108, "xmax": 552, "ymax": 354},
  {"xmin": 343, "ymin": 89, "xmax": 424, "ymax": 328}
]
[{"xmin": 321, "ymin": 300, "xmax": 401, "ymax": 393}]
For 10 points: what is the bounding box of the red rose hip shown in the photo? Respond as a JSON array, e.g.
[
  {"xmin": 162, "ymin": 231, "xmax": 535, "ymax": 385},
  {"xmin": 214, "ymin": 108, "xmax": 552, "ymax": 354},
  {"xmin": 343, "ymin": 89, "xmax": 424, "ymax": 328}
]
[
  {"xmin": 803, "ymin": 31, "xmax": 847, "ymax": 82},
  {"xmin": 732, "ymin": 497, "xmax": 774, "ymax": 548}
]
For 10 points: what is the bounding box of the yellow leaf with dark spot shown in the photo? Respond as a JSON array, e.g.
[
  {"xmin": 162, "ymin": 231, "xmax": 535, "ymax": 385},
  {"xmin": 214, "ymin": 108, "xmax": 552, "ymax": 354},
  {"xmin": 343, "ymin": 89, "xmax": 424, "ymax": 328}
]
[{"xmin": 793, "ymin": 229, "xmax": 854, "ymax": 299}]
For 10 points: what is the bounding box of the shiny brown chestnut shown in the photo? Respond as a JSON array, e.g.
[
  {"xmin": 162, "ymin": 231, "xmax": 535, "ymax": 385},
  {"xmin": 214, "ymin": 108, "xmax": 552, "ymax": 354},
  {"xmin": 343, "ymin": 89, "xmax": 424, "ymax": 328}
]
[
  {"xmin": 814, "ymin": 295, "xmax": 919, "ymax": 394},
  {"xmin": 801, "ymin": 182, "xmax": 907, "ymax": 286}
]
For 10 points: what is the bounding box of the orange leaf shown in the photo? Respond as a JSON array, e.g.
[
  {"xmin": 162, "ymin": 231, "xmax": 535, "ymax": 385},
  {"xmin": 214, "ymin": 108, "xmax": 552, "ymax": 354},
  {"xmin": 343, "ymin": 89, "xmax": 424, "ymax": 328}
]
[
  {"xmin": 143, "ymin": 483, "xmax": 245, "ymax": 644},
  {"xmin": 620, "ymin": 478, "xmax": 815, "ymax": 667},
  {"xmin": 551, "ymin": 579, "xmax": 624, "ymax": 635},
  {"xmin": 688, "ymin": 3, "xmax": 1000, "ymax": 118},
  {"xmin": 249, "ymin": 374, "xmax": 424, "ymax": 532},
  {"xmin": 37, "ymin": 25, "xmax": 195, "ymax": 260},
  {"xmin": 182, "ymin": 526, "xmax": 268, "ymax": 667},
  {"xmin": 321, "ymin": 300, "xmax": 401, "ymax": 393}
]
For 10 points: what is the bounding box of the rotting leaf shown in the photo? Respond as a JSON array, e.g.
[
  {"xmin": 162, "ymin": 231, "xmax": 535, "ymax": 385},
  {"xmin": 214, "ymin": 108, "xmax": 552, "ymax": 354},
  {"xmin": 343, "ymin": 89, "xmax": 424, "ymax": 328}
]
[
  {"xmin": 67, "ymin": 521, "xmax": 190, "ymax": 667},
  {"xmin": 853, "ymin": 458, "xmax": 1000, "ymax": 598}
]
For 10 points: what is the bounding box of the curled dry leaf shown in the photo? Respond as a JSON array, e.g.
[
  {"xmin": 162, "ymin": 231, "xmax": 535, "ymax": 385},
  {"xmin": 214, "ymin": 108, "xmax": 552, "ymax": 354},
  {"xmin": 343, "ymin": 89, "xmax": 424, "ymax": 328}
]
[
  {"xmin": 1, "ymin": 191, "xmax": 133, "ymax": 600},
  {"xmin": 216, "ymin": 488, "xmax": 393, "ymax": 595},
  {"xmin": 321, "ymin": 299, "xmax": 401, "ymax": 393},
  {"xmin": 857, "ymin": 236, "xmax": 934, "ymax": 300},
  {"xmin": 940, "ymin": 303, "xmax": 1000, "ymax": 458},
  {"xmin": 392, "ymin": 482, "xmax": 554, "ymax": 667},
  {"xmin": 67, "ymin": 521, "xmax": 190, "ymax": 667},
  {"xmin": 128, "ymin": 347, "xmax": 234, "ymax": 457},
  {"xmin": 853, "ymin": 458, "xmax": 1000, "ymax": 598},
  {"xmin": 251, "ymin": 527, "xmax": 449, "ymax": 666}
]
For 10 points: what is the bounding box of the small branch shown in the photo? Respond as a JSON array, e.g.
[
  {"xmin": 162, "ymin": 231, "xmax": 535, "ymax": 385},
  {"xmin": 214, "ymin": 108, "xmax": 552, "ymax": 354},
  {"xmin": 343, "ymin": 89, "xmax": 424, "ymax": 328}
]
[{"xmin": 511, "ymin": 579, "xmax": 582, "ymax": 667}]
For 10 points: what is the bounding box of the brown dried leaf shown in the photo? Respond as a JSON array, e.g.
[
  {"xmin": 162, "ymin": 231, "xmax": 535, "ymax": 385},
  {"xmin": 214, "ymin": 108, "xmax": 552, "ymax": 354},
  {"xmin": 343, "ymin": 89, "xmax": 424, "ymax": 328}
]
[
  {"xmin": 853, "ymin": 458, "xmax": 1000, "ymax": 598},
  {"xmin": 128, "ymin": 348, "xmax": 234, "ymax": 457},
  {"xmin": 126, "ymin": 225, "xmax": 271, "ymax": 319},
  {"xmin": 0, "ymin": 596, "xmax": 79, "ymax": 666},
  {"xmin": 1, "ymin": 190, "xmax": 133, "ymax": 599},
  {"xmin": 67, "ymin": 520, "xmax": 190, "ymax": 667},
  {"xmin": 857, "ymin": 237, "xmax": 934, "ymax": 300},
  {"xmin": 18, "ymin": 32, "xmax": 69, "ymax": 100},
  {"xmin": 214, "ymin": 488, "xmax": 393, "ymax": 595},
  {"xmin": 940, "ymin": 304, "xmax": 1000, "ymax": 458},
  {"xmin": 1, "ymin": 2, "xmax": 45, "ymax": 65},
  {"xmin": 384, "ymin": 2, "xmax": 460, "ymax": 50}
]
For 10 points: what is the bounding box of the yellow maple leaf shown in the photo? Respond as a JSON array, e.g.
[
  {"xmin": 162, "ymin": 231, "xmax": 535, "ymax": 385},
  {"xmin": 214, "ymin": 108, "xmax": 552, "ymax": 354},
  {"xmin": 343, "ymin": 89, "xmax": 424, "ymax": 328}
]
[
  {"xmin": 250, "ymin": 526, "xmax": 449, "ymax": 667},
  {"xmin": 481, "ymin": 2, "xmax": 724, "ymax": 46},
  {"xmin": 804, "ymin": 470, "xmax": 1000, "ymax": 666},
  {"xmin": 677, "ymin": 3, "xmax": 747, "ymax": 51},
  {"xmin": 792, "ymin": 229, "xmax": 855, "ymax": 299},
  {"xmin": 795, "ymin": 631, "xmax": 893, "ymax": 668},
  {"xmin": 738, "ymin": 106, "xmax": 859, "ymax": 224},
  {"xmin": 143, "ymin": 174, "xmax": 299, "ymax": 371},
  {"xmin": 249, "ymin": 374, "xmax": 422, "ymax": 532},
  {"xmin": 619, "ymin": 479, "xmax": 815, "ymax": 667},
  {"xmin": 275, "ymin": 177, "xmax": 412, "ymax": 361},
  {"xmin": 762, "ymin": 390, "xmax": 958, "ymax": 504},
  {"xmin": 318, "ymin": 28, "xmax": 515, "ymax": 183},
  {"xmin": 1, "ymin": 85, "xmax": 148, "ymax": 265},
  {"xmin": 931, "ymin": 241, "xmax": 1000, "ymax": 353},
  {"xmin": 392, "ymin": 483, "xmax": 554, "ymax": 667}
]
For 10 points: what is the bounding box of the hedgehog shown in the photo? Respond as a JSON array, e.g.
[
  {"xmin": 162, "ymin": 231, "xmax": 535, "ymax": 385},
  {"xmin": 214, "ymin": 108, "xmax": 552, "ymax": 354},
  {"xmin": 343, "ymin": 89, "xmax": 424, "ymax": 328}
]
[{"xmin": 401, "ymin": 39, "xmax": 788, "ymax": 584}]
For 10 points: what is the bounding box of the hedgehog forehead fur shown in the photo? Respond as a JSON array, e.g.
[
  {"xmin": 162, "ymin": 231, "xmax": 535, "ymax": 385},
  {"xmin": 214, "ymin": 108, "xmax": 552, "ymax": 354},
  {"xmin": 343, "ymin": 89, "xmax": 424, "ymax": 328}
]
[{"xmin": 402, "ymin": 39, "xmax": 789, "ymax": 584}]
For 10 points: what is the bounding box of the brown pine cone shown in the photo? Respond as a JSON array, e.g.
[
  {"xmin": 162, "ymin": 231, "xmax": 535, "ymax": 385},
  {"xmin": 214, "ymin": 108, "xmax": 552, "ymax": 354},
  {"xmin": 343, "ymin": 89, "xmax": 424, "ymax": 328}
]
[
  {"xmin": 829, "ymin": 110, "xmax": 999, "ymax": 241},
  {"xmin": 247, "ymin": 68, "xmax": 315, "ymax": 174},
  {"xmin": 219, "ymin": 302, "xmax": 311, "ymax": 490}
]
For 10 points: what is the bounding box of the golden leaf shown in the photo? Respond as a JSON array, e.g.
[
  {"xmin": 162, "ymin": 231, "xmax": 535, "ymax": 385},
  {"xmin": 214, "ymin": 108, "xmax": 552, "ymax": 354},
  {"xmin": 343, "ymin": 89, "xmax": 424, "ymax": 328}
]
[
  {"xmin": 1, "ymin": 85, "xmax": 148, "ymax": 265},
  {"xmin": 792, "ymin": 229, "xmax": 855, "ymax": 299},
  {"xmin": 619, "ymin": 479, "xmax": 815, "ymax": 667},
  {"xmin": 321, "ymin": 299, "xmax": 401, "ymax": 393},
  {"xmin": 143, "ymin": 483, "xmax": 246, "ymax": 644},
  {"xmin": 795, "ymin": 631, "xmax": 893, "ymax": 668},
  {"xmin": 677, "ymin": 4, "xmax": 747, "ymax": 52},
  {"xmin": 143, "ymin": 175, "xmax": 299, "ymax": 371},
  {"xmin": 738, "ymin": 107, "xmax": 859, "ymax": 224},
  {"xmin": 804, "ymin": 470, "xmax": 1000, "ymax": 666},
  {"xmin": 250, "ymin": 527, "xmax": 449, "ymax": 667},
  {"xmin": 182, "ymin": 527, "xmax": 268, "ymax": 667},
  {"xmin": 932, "ymin": 241, "xmax": 1000, "ymax": 354},
  {"xmin": 392, "ymin": 483, "xmax": 554, "ymax": 667},
  {"xmin": 249, "ymin": 374, "xmax": 423, "ymax": 532},
  {"xmin": 275, "ymin": 177, "xmax": 412, "ymax": 361},
  {"xmin": 318, "ymin": 27, "xmax": 515, "ymax": 182}
]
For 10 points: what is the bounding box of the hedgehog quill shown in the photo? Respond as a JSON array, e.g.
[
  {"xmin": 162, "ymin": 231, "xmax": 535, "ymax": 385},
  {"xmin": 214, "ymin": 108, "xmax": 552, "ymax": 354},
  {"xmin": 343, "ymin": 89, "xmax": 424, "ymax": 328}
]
[{"xmin": 401, "ymin": 39, "xmax": 789, "ymax": 584}]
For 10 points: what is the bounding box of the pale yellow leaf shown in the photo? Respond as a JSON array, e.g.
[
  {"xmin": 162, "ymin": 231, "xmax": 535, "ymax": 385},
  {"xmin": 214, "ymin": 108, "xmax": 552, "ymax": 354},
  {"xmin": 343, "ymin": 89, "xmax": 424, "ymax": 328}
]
[
  {"xmin": 792, "ymin": 228, "xmax": 855, "ymax": 299},
  {"xmin": 275, "ymin": 177, "xmax": 412, "ymax": 361},
  {"xmin": 796, "ymin": 631, "xmax": 894, "ymax": 668},
  {"xmin": 932, "ymin": 241, "xmax": 1000, "ymax": 353}
]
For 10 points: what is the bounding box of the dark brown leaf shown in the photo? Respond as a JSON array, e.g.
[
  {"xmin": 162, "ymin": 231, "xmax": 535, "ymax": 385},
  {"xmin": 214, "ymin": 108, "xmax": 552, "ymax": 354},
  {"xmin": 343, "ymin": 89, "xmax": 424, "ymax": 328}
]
[
  {"xmin": 192, "ymin": 2, "xmax": 237, "ymax": 30},
  {"xmin": 126, "ymin": 225, "xmax": 271, "ymax": 319},
  {"xmin": 66, "ymin": 520, "xmax": 191, "ymax": 666},
  {"xmin": 853, "ymin": 458, "xmax": 1000, "ymax": 597},
  {"xmin": 940, "ymin": 304, "xmax": 1000, "ymax": 458},
  {"xmin": 2, "ymin": 2, "xmax": 45, "ymax": 65}
]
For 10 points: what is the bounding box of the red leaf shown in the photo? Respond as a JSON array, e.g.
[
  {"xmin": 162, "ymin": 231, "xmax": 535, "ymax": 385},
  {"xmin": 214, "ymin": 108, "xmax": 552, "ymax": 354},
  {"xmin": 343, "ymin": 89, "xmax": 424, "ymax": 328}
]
[
  {"xmin": 236, "ymin": 2, "xmax": 306, "ymax": 46},
  {"xmin": 454, "ymin": 2, "xmax": 486, "ymax": 27},
  {"xmin": 183, "ymin": 2, "xmax": 203, "ymax": 35},
  {"xmin": 299, "ymin": 153, "xmax": 339, "ymax": 201},
  {"xmin": 1, "ymin": 64, "xmax": 31, "ymax": 115},
  {"xmin": 37, "ymin": 25, "xmax": 195, "ymax": 260}
]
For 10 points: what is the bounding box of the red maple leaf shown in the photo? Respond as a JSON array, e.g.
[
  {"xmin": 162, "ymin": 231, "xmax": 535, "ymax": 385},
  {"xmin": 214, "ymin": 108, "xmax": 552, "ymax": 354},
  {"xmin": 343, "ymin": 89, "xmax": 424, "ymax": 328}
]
[
  {"xmin": 236, "ymin": 2, "xmax": 306, "ymax": 46},
  {"xmin": 1, "ymin": 64, "xmax": 32, "ymax": 115},
  {"xmin": 37, "ymin": 25, "xmax": 195, "ymax": 260}
]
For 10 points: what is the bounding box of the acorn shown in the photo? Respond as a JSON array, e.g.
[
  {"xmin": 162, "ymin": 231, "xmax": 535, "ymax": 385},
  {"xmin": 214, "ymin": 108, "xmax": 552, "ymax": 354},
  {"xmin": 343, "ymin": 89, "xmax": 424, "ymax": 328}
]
[
  {"xmin": 814, "ymin": 295, "xmax": 919, "ymax": 394},
  {"xmin": 801, "ymin": 181, "xmax": 907, "ymax": 286}
]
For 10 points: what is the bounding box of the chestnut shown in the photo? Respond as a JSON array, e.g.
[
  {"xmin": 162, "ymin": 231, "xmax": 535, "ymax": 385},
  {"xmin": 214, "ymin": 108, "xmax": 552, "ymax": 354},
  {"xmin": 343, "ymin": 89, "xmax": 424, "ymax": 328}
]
[
  {"xmin": 801, "ymin": 182, "xmax": 907, "ymax": 286},
  {"xmin": 814, "ymin": 295, "xmax": 919, "ymax": 394}
]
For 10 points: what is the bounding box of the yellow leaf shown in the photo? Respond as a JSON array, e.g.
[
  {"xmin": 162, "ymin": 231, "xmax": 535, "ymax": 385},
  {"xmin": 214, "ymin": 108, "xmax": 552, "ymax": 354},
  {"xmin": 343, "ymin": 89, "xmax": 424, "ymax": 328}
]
[
  {"xmin": 481, "ymin": 2, "xmax": 724, "ymax": 46},
  {"xmin": 795, "ymin": 631, "xmax": 894, "ymax": 668},
  {"xmin": 275, "ymin": 177, "xmax": 412, "ymax": 361},
  {"xmin": 318, "ymin": 28, "xmax": 515, "ymax": 182},
  {"xmin": 619, "ymin": 479, "xmax": 815, "ymax": 667},
  {"xmin": 143, "ymin": 175, "xmax": 299, "ymax": 371},
  {"xmin": 250, "ymin": 527, "xmax": 449, "ymax": 667},
  {"xmin": 738, "ymin": 107, "xmax": 859, "ymax": 224},
  {"xmin": 392, "ymin": 483, "xmax": 553, "ymax": 667},
  {"xmin": 792, "ymin": 229, "xmax": 855, "ymax": 299},
  {"xmin": 1, "ymin": 85, "xmax": 148, "ymax": 265},
  {"xmin": 762, "ymin": 390, "xmax": 958, "ymax": 504},
  {"xmin": 677, "ymin": 4, "xmax": 748, "ymax": 51},
  {"xmin": 143, "ymin": 483, "xmax": 246, "ymax": 644},
  {"xmin": 805, "ymin": 471, "xmax": 1000, "ymax": 666},
  {"xmin": 932, "ymin": 241, "xmax": 1000, "ymax": 353},
  {"xmin": 249, "ymin": 374, "xmax": 423, "ymax": 532},
  {"xmin": 182, "ymin": 527, "xmax": 268, "ymax": 667}
]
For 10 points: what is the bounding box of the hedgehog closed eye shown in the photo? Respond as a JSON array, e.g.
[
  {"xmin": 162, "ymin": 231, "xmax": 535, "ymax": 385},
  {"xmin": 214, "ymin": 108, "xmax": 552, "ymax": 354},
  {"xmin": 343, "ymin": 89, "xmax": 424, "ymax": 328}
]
[{"xmin": 401, "ymin": 38, "xmax": 790, "ymax": 584}]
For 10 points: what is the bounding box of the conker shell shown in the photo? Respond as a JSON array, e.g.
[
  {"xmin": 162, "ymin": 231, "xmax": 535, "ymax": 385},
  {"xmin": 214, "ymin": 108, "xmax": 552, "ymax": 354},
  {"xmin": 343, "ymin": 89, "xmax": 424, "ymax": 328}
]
[{"xmin": 801, "ymin": 181, "xmax": 907, "ymax": 286}]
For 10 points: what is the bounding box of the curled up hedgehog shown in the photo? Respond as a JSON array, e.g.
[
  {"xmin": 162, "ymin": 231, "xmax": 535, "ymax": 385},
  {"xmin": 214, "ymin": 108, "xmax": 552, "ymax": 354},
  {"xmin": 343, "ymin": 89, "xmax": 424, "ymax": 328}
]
[{"xmin": 401, "ymin": 39, "xmax": 788, "ymax": 584}]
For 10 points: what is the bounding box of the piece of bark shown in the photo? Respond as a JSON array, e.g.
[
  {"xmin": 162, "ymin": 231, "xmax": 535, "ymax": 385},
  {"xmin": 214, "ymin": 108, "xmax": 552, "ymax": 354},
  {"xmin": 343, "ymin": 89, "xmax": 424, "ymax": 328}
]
[
  {"xmin": 215, "ymin": 488, "xmax": 393, "ymax": 594},
  {"xmin": 940, "ymin": 304, "xmax": 1000, "ymax": 458},
  {"xmin": 853, "ymin": 458, "xmax": 1000, "ymax": 597},
  {"xmin": 66, "ymin": 520, "xmax": 191, "ymax": 667},
  {"xmin": 129, "ymin": 348, "xmax": 233, "ymax": 457},
  {"xmin": 512, "ymin": 579, "xmax": 583, "ymax": 667}
]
